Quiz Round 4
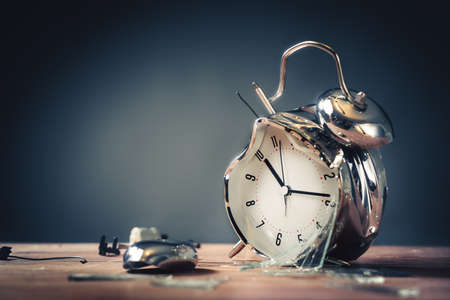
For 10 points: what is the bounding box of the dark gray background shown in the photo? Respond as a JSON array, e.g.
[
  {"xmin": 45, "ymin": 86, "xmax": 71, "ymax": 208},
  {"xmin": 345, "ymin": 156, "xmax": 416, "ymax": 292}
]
[{"xmin": 3, "ymin": 1, "xmax": 450, "ymax": 245}]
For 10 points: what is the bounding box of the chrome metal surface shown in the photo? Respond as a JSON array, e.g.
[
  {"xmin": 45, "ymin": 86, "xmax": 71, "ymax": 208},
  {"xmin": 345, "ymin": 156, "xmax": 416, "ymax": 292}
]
[
  {"xmin": 268, "ymin": 111, "xmax": 387, "ymax": 260},
  {"xmin": 226, "ymin": 40, "xmax": 392, "ymax": 264},
  {"xmin": 329, "ymin": 149, "xmax": 387, "ymax": 260},
  {"xmin": 268, "ymin": 112, "xmax": 344, "ymax": 169},
  {"xmin": 316, "ymin": 89, "xmax": 394, "ymax": 149},
  {"xmin": 123, "ymin": 240, "xmax": 199, "ymax": 271},
  {"xmin": 253, "ymin": 41, "xmax": 352, "ymax": 106},
  {"xmin": 252, "ymin": 82, "xmax": 276, "ymax": 114}
]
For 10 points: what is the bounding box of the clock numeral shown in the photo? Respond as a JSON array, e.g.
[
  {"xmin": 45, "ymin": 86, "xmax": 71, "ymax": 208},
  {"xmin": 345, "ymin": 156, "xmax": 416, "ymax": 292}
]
[
  {"xmin": 324, "ymin": 200, "xmax": 336, "ymax": 207},
  {"xmin": 256, "ymin": 220, "xmax": 265, "ymax": 228},
  {"xmin": 255, "ymin": 150, "xmax": 264, "ymax": 161},
  {"xmin": 275, "ymin": 232, "xmax": 282, "ymax": 246},
  {"xmin": 246, "ymin": 200, "xmax": 255, "ymax": 207},
  {"xmin": 245, "ymin": 174, "xmax": 256, "ymax": 181},
  {"xmin": 271, "ymin": 136, "xmax": 278, "ymax": 148},
  {"xmin": 297, "ymin": 233, "xmax": 303, "ymax": 243},
  {"xmin": 323, "ymin": 172, "xmax": 336, "ymax": 180}
]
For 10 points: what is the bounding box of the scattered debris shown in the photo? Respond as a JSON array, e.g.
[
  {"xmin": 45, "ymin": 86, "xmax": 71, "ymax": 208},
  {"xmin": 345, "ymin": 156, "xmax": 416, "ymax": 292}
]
[
  {"xmin": 68, "ymin": 272, "xmax": 228, "ymax": 291},
  {"xmin": 98, "ymin": 235, "xmax": 120, "ymax": 256},
  {"xmin": 256, "ymin": 264, "xmax": 418, "ymax": 297},
  {"xmin": 261, "ymin": 268, "xmax": 322, "ymax": 278},
  {"xmin": 325, "ymin": 257, "xmax": 351, "ymax": 267},
  {"xmin": 324, "ymin": 267, "xmax": 419, "ymax": 297},
  {"xmin": 327, "ymin": 282, "xmax": 420, "ymax": 298},
  {"xmin": 123, "ymin": 227, "xmax": 200, "ymax": 272},
  {"xmin": 68, "ymin": 273, "xmax": 171, "ymax": 281},
  {"xmin": 0, "ymin": 246, "xmax": 87, "ymax": 264},
  {"xmin": 238, "ymin": 240, "xmax": 334, "ymax": 272},
  {"xmin": 123, "ymin": 241, "xmax": 199, "ymax": 271},
  {"xmin": 325, "ymin": 267, "xmax": 385, "ymax": 284},
  {"xmin": 150, "ymin": 276, "xmax": 229, "ymax": 290}
]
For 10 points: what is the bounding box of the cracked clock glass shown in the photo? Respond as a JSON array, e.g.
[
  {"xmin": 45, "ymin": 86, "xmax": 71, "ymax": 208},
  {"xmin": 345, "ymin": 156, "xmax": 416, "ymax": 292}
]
[{"xmin": 226, "ymin": 121, "xmax": 339, "ymax": 263}]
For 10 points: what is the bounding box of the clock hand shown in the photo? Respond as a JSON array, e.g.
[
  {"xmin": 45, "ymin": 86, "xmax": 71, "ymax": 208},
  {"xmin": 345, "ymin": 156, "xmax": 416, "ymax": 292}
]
[
  {"xmin": 288, "ymin": 189, "xmax": 330, "ymax": 197},
  {"xmin": 264, "ymin": 158, "xmax": 288, "ymax": 215},
  {"xmin": 263, "ymin": 159, "xmax": 284, "ymax": 187},
  {"xmin": 280, "ymin": 185, "xmax": 289, "ymax": 216},
  {"xmin": 279, "ymin": 140, "xmax": 285, "ymax": 185},
  {"xmin": 279, "ymin": 141, "xmax": 288, "ymax": 216},
  {"xmin": 284, "ymin": 194, "xmax": 288, "ymax": 216}
]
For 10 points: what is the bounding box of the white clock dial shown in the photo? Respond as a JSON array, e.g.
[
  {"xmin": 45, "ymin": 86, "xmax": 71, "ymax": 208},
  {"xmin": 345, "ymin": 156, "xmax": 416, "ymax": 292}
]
[{"xmin": 226, "ymin": 122, "xmax": 339, "ymax": 261}]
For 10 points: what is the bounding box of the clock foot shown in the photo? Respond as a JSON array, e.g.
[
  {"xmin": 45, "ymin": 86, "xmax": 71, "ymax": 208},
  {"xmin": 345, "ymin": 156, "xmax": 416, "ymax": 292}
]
[{"xmin": 228, "ymin": 240, "xmax": 246, "ymax": 258}]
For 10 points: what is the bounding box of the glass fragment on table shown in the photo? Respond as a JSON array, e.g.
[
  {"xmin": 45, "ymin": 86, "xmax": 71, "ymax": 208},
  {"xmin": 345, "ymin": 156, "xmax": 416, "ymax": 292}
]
[{"xmin": 150, "ymin": 276, "xmax": 229, "ymax": 290}]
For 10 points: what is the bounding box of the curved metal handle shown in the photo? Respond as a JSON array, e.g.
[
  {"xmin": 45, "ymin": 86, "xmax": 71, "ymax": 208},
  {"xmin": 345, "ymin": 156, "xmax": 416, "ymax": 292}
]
[{"xmin": 253, "ymin": 41, "xmax": 353, "ymax": 114}]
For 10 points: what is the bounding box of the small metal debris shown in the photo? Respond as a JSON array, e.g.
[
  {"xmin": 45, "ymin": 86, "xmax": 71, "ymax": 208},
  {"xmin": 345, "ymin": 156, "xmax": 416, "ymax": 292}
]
[
  {"xmin": 0, "ymin": 246, "xmax": 87, "ymax": 264},
  {"xmin": 150, "ymin": 276, "xmax": 229, "ymax": 290},
  {"xmin": 98, "ymin": 235, "xmax": 120, "ymax": 256},
  {"xmin": 123, "ymin": 241, "xmax": 199, "ymax": 271},
  {"xmin": 68, "ymin": 273, "xmax": 171, "ymax": 281},
  {"xmin": 123, "ymin": 226, "xmax": 200, "ymax": 272}
]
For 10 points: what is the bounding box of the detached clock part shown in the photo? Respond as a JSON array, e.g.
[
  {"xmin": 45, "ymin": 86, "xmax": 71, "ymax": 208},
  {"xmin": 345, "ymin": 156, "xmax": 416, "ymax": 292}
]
[
  {"xmin": 224, "ymin": 41, "xmax": 393, "ymax": 269},
  {"xmin": 123, "ymin": 227, "xmax": 200, "ymax": 272}
]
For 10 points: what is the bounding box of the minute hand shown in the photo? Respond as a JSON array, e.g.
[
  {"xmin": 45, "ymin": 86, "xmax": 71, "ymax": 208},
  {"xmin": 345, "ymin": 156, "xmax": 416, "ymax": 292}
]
[{"xmin": 288, "ymin": 189, "xmax": 330, "ymax": 197}]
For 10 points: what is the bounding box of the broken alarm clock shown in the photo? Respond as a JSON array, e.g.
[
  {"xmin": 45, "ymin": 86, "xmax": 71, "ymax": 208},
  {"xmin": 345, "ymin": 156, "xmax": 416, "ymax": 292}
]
[{"xmin": 224, "ymin": 41, "xmax": 393, "ymax": 269}]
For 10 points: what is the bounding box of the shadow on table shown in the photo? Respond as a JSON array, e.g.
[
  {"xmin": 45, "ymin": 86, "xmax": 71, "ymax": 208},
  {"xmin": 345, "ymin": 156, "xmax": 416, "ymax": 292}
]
[{"xmin": 128, "ymin": 268, "xmax": 217, "ymax": 276}]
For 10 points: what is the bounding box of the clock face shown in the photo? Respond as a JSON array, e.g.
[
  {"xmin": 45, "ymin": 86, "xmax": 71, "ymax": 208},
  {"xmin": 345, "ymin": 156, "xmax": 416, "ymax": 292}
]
[{"xmin": 226, "ymin": 121, "xmax": 340, "ymax": 261}]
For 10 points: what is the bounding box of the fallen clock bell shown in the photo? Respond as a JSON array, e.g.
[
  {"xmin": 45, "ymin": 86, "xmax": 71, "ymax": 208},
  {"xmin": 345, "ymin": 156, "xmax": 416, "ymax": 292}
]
[{"xmin": 123, "ymin": 238, "xmax": 200, "ymax": 272}]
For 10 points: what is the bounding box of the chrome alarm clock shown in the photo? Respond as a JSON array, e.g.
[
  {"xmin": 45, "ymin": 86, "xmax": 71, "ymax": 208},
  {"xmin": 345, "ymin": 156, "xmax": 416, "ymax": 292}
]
[{"xmin": 224, "ymin": 41, "xmax": 393, "ymax": 268}]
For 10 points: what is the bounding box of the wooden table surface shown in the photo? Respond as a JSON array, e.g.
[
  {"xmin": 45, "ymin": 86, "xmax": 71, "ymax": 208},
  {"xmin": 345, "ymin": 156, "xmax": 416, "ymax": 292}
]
[{"xmin": 1, "ymin": 243, "xmax": 449, "ymax": 300}]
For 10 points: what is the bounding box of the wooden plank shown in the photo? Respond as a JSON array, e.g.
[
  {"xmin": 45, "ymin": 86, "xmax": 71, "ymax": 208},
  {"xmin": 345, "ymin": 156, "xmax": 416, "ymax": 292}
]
[{"xmin": 0, "ymin": 243, "xmax": 449, "ymax": 300}]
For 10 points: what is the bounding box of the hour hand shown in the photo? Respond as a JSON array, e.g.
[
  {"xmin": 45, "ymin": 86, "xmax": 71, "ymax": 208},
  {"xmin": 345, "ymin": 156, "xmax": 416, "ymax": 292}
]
[{"xmin": 263, "ymin": 159, "xmax": 284, "ymax": 187}]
